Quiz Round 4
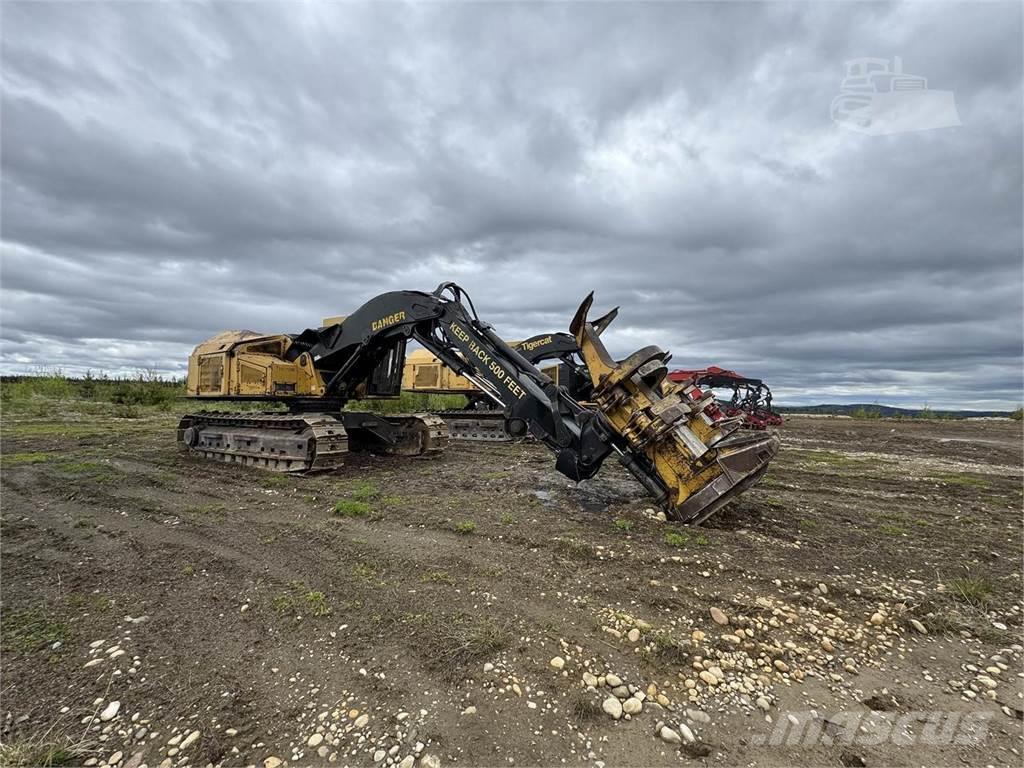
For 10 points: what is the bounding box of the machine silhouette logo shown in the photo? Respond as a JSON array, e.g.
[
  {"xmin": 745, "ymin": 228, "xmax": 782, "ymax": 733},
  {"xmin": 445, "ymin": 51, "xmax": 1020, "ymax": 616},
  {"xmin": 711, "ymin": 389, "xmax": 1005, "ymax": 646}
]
[{"xmin": 830, "ymin": 57, "xmax": 961, "ymax": 135}]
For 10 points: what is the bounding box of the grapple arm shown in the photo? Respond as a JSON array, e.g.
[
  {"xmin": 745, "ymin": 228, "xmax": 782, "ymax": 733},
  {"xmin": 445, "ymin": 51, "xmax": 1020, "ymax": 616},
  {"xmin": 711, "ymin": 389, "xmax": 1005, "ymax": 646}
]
[{"xmin": 571, "ymin": 293, "xmax": 780, "ymax": 523}]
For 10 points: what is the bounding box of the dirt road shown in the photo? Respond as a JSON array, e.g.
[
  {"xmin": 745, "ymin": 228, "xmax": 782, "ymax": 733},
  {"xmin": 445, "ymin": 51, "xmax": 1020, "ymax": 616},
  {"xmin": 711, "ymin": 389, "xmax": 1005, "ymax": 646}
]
[{"xmin": 2, "ymin": 413, "xmax": 1022, "ymax": 767}]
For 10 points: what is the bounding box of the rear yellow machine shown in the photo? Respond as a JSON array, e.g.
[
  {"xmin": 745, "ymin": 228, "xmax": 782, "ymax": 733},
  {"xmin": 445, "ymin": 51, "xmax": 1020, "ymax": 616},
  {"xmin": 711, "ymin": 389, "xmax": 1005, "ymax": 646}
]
[
  {"xmin": 179, "ymin": 326, "xmax": 445, "ymax": 472},
  {"xmin": 178, "ymin": 283, "xmax": 778, "ymax": 523}
]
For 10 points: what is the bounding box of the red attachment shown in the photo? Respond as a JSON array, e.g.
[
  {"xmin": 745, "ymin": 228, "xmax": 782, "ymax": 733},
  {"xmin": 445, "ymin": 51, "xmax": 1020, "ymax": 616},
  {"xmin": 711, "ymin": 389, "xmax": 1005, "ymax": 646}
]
[
  {"xmin": 668, "ymin": 366, "xmax": 746, "ymax": 383},
  {"xmin": 669, "ymin": 367, "xmax": 782, "ymax": 429}
]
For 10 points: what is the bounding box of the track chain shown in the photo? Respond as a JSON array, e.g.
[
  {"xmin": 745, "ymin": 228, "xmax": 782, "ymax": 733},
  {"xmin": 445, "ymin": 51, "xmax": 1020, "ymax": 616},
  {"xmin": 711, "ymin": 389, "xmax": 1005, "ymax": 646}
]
[{"xmin": 177, "ymin": 411, "xmax": 348, "ymax": 472}]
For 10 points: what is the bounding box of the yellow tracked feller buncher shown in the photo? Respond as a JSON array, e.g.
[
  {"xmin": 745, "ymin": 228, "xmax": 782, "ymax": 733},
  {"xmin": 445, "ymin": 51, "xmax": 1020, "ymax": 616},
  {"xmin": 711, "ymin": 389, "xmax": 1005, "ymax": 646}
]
[{"xmin": 179, "ymin": 283, "xmax": 778, "ymax": 523}]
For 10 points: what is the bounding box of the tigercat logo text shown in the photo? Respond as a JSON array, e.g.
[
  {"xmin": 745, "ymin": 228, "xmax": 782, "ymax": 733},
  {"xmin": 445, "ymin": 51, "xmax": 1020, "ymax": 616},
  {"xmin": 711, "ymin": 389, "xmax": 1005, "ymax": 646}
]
[
  {"xmin": 371, "ymin": 311, "xmax": 406, "ymax": 332},
  {"xmin": 516, "ymin": 336, "xmax": 553, "ymax": 352}
]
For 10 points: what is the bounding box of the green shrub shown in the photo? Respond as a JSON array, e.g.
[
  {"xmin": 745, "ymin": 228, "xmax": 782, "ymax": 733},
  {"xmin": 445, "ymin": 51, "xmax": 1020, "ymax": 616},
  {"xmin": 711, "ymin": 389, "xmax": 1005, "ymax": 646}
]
[
  {"xmin": 613, "ymin": 518, "xmax": 633, "ymax": 532},
  {"xmin": 109, "ymin": 382, "xmax": 178, "ymax": 408},
  {"xmin": 454, "ymin": 520, "xmax": 477, "ymax": 534}
]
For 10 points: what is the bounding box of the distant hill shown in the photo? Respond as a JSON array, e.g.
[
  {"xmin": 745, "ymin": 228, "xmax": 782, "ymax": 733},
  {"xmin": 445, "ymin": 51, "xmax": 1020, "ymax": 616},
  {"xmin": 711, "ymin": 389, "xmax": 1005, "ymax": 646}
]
[{"xmin": 776, "ymin": 403, "xmax": 1016, "ymax": 419}]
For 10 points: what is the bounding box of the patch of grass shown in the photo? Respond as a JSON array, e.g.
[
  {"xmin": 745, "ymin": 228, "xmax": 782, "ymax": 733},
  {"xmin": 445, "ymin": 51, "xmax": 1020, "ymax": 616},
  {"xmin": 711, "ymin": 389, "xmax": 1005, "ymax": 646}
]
[
  {"xmin": 65, "ymin": 593, "xmax": 111, "ymax": 614},
  {"xmin": 0, "ymin": 737, "xmax": 95, "ymax": 767},
  {"xmin": 421, "ymin": 570, "xmax": 455, "ymax": 585},
  {"xmin": 271, "ymin": 594, "xmax": 294, "ymax": 615},
  {"xmin": 797, "ymin": 518, "xmax": 817, "ymax": 530},
  {"xmin": 333, "ymin": 500, "xmax": 372, "ymax": 518},
  {"xmin": 57, "ymin": 461, "xmax": 118, "ymax": 482},
  {"xmin": 499, "ymin": 512, "xmax": 517, "ymax": 525},
  {"xmin": 112, "ymin": 404, "xmax": 141, "ymax": 419},
  {"xmin": 929, "ymin": 472, "xmax": 991, "ymax": 489},
  {"xmin": 271, "ymin": 583, "xmax": 332, "ymax": 617},
  {"xmin": 1, "ymin": 607, "xmax": 71, "ymax": 653},
  {"xmin": 568, "ymin": 692, "xmax": 604, "ymax": 723},
  {"xmin": 350, "ymin": 481, "xmax": 380, "ymax": 502},
  {"xmin": 2, "ymin": 423, "xmax": 108, "ymax": 439},
  {"xmin": 418, "ymin": 614, "xmax": 510, "ymax": 682},
  {"xmin": 554, "ymin": 536, "xmax": 593, "ymax": 558},
  {"xmin": 613, "ymin": 518, "xmax": 634, "ymax": 532},
  {"xmin": 454, "ymin": 520, "xmax": 477, "ymax": 535},
  {"xmin": 796, "ymin": 449, "xmax": 849, "ymax": 465},
  {"xmin": 353, "ymin": 562, "xmax": 376, "ymax": 580},
  {"xmin": 260, "ymin": 474, "xmax": 292, "ymax": 489},
  {"xmin": 949, "ymin": 577, "xmax": 995, "ymax": 608},
  {"xmin": 184, "ymin": 503, "xmax": 227, "ymax": 516},
  {"xmin": 647, "ymin": 630, "xmax": 691, "ymax": 666},
  {"xmin": 878, "ymin": 524, "xmax": 907, "ymax": 537},
  {"xmin": 304, "ymin": 590, "xmax": 332, "ymax": 616},
  {"xmin": 661, "ymin": 529, "xmax": 707, "ymax": 547},
  {"xmin": 182, "ymin": 564, "xmax": 196, "ymax": 576},
  {"xmin": 1, "ymin": 452, "xmax": 52, "ymax": 466},
  {"xmin": 664, "ymin": 530, "xmax": 689, "ymax": 548}
]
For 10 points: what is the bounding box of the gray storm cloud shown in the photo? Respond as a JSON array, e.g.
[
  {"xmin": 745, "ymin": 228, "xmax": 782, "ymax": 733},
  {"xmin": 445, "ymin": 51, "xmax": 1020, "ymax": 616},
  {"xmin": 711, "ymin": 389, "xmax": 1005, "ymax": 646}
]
[{"xmin": 1, "ymin": 1, "xmax": 1021, "ymax": 408}]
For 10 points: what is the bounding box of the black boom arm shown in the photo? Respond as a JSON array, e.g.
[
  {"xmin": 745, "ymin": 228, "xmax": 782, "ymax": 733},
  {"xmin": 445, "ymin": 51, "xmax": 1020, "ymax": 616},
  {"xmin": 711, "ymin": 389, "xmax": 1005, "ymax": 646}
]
[{"xmin": 287, "ymin": 283, "xmax": 618, "ymax": 481}]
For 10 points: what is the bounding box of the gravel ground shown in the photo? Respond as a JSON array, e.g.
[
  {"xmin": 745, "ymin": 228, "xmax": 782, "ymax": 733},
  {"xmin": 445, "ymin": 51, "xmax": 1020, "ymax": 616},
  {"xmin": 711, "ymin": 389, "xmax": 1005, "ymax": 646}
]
[{"xmin": 2, "ymin": 412, "xmax": 1022, "ymax": 768}]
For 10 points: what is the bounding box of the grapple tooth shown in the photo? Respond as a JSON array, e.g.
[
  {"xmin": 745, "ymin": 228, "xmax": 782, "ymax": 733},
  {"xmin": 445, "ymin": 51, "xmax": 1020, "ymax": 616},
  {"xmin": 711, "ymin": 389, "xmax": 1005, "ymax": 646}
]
[{"xmin": 571, "ymin": 296, "xmax": 779, "ymax": 524}]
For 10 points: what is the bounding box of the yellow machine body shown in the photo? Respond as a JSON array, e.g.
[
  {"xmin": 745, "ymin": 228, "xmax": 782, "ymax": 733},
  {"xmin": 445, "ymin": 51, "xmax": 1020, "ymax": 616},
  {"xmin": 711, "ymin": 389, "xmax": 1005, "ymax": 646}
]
[
  {"xmin": 185, "ymin": 331, "xmax": 326, "ymax": 399},
  {"xmin": 401, "ymin": 348, "xmax": 480, "ymax": 395}
]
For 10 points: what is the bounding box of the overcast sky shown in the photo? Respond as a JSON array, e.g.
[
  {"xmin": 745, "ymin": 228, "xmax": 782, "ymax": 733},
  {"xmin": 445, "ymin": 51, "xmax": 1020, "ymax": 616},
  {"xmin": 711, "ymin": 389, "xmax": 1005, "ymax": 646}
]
[{"xmin": 2, "ymin": 1, "xmax": 1021, "ymax": 408}]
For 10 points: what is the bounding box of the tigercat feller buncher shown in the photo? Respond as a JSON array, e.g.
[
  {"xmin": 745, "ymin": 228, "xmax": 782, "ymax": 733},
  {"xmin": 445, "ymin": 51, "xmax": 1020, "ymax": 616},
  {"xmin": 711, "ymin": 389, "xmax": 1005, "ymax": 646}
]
[{"xmin": 179, "ymin": 283, "xmax": 779, "ymax": 524}]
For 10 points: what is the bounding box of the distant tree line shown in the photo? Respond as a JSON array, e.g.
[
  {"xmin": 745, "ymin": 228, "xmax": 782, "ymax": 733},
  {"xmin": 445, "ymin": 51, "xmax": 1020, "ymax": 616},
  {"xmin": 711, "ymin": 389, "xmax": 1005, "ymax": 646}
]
[{"xmin": 1, "ymin": 371, "xmax": 184, "ymax": 411}]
